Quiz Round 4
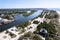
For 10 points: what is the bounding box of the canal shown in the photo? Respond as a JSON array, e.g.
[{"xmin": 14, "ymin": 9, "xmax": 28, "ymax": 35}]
[{"xmin": 0, "ymin": 10, "xmax": 43, "ymax": 32}]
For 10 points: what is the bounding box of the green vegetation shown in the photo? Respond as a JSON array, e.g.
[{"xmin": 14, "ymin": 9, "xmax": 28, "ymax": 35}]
[
  {"xmin": 4, "ymin": 10, "xmax": 36, "ymax": 17},
  {"xmin": 33, "ymin": 21, "xmax": 39, "ymax": 24},
  {"xmin": 24, "ymin": 31, "xmax": 33, "ymax": 37},
  {"xmin": 5, "ymin": 30, "xmax": 9, "ymax": 34},
  {"xmin": 1, "ymin": 14, "xmax": 14, "ymax": 20},
  {"xmin": 38, "ymin": 10, "xmax": 58, "ymax": 19},
  {"xmin": 45, "ymin": 36, "xmax": 52, "ymax": 40},
  {"xmin": 9, "ymin": 32, "xmax": 16, "ymax": 38},
  {"xmin": 1, "ymin": 10, "xmax": 36, "ymax": 19},
  {"xmin": 1, "ymin": 15, "xmax": 9, "ymax": 19},
  {"xmin": 15, "ymin": 21, "xmax": 31, "ymax": 34},
  {"xmin": 18, "ymin": 10, "xmax": 36, "ymax": 17},
  {"xmin": 18, "ymin": 31, "xmax": 42, "ymax": 40},
  {"xmin": 16, "ymin": 21, "xmax": 31, "ymax": 29},
  {"xmin": 36, "ymin": 21, "xmax": 57, "ymax": 40},
  {"xmin": 45, "ymin": 10, "xmax": 58, "ymax": 19},
  {"xmin": 37, "ymin": 21, "xmax": 57, "ymax": 34},
  {"xmin": 5, "ymin": 30, "xmax": 16, "ymax": 38},
  {"xmin": 33, "ymin": 34, "xmax": 42, "ymax": 40}
]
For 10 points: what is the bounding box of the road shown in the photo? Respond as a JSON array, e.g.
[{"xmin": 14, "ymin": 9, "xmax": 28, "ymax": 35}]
[{"xmin": 12, "ymin": 12, "xmax": 46, "ymax": 40}]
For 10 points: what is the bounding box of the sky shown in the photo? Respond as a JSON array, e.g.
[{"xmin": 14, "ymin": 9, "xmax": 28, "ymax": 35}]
[{"xmin": 0, "ymin": 0, "xmax": 60, "ymax": 8}]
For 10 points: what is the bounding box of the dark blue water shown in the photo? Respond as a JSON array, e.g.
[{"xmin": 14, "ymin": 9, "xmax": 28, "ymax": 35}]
[{"xmin": 0, "ymin": 10, "xmax": 43, "ymax": 32}]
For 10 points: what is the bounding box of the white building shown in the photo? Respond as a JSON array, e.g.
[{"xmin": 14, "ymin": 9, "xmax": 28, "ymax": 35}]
[{"xmin": 26, "ymin": 11, "xmax": 31, "ymax": 13}]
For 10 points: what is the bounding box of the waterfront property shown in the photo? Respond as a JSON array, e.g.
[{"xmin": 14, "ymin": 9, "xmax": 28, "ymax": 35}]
[{"xmin": 0, "ymin": 10, "xmax": 43, "ymax": 32}]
